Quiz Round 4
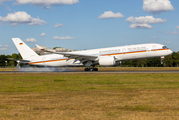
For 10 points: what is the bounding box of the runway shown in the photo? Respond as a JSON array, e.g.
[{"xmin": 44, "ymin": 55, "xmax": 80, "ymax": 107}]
[
  {"xmin": 0, "ymin": 67, "xmax": 179, "ymax": 73},
  {"xmin": 0, "ymin": 70, "xmax": 179, "ymax": 74}
]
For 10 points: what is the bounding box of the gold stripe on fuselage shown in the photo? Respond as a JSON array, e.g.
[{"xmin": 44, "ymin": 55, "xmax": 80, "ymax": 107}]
[{"xmin": 29, "ymin": 59, "xmax": 68, "ymax": 65}]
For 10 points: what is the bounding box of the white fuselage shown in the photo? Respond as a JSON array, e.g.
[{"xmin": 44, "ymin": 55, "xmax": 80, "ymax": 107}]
[{"xmin": 27, "ymin": 43, "xmax": 172, "ymax": 67}]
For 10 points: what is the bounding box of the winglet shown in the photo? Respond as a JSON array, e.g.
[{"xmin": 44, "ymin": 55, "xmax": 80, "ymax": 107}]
[
  {"xmin": 35, "ymin": 44, "xmax": 55, "ymax": 53},
  {"xmin": 35, "ymin": 44, "xmax": 45, "ymax": 51}
]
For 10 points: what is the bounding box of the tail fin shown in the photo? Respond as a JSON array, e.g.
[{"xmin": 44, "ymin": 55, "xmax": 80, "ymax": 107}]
[{"xmin": 12, "ymin": 38, "xmax": 39, "ymax": 59}]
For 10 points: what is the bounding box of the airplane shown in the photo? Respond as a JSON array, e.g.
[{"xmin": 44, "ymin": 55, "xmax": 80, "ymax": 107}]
[{"xmin": 12, "ymin": 38, "xmax": 173, "ymax": 71}]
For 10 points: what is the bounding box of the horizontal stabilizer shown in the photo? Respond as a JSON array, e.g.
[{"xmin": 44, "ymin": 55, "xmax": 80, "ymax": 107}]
[{"xmin": 7, "ymin": 58, "xmax": 30, "ymax": 64}]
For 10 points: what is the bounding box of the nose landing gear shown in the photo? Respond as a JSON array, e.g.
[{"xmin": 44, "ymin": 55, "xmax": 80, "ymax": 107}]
[{"xmin": 84, "ymin": 68, "xmax": 98, "ymax": 71}]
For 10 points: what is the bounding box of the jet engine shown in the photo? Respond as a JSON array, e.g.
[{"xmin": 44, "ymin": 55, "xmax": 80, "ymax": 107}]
[{"xmin": 98, "ymin": 56, "xmax": 121, "ymax": 66}]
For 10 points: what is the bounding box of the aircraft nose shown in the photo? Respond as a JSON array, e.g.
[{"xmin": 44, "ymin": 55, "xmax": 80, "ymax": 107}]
[{"xmin": 168, "ymin": 49, "xmax": 173, "ymax": 55}]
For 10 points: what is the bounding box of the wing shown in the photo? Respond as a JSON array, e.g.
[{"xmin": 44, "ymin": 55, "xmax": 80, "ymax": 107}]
[
  {"xmin": 56, "ymin": 52, "xmax": 98, "ymax": 61},
  {"xmin": 54, "ymin": 52, "xmax": 99, "ymax": 66},
  {"xmin": 37, "ymin": 47, "xmax": 99, "ymax": 66}
]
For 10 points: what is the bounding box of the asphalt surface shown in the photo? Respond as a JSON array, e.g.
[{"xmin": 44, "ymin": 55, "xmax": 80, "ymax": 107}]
[{"xmin": 0, "ymin": 70, "xmax": 179, "ymax": 73}]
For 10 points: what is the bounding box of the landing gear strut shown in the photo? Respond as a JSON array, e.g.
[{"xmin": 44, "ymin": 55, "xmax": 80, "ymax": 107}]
[{"xmin": 84, "ymin": 68, "xmax": 98, "ymax": 71}]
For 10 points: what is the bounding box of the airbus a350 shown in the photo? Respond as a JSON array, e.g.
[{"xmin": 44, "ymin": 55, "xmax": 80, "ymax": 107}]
[{"xmin": 12, "ymin": 38, "xmax": 173, "ymax": 71}]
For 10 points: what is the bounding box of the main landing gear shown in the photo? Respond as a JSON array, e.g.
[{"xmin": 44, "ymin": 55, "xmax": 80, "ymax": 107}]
[{"xmin": 84, "ymin": 68, "xmax": 98, "ymax": 71}]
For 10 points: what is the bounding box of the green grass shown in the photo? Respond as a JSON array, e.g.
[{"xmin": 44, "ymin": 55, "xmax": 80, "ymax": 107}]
[
  {"xmin": 0, "ymin": 73, "xmax": 179, "ymax": 92},
  {"xmin": 0, "ymin": 73, "xmax": 179, "ymax": 119}
]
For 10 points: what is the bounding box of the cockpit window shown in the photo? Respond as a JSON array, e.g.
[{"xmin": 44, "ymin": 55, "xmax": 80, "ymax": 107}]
[{"xmin": 162, "ymin": 46, "xmax": 167, "ymax": 49}]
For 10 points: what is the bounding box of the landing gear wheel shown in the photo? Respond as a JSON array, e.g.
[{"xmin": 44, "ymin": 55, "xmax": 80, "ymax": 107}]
[
  {"xmin": 93, "ymin": 68, "xmax": 98, "ymax": 71},
  {"xmin": 84, "ymin": 68, "xmax": 98, "ymax": 71},
  {"xmin": 84, "ymin": 68, "xmax": 89, "ymax": 71}
]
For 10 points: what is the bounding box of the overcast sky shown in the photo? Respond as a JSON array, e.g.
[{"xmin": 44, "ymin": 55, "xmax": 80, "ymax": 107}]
[{"xmin": 0, "ymin": 0, "xmax": 178, "ymax": 54}]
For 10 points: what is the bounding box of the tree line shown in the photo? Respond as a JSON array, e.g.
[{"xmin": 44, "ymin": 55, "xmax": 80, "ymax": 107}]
[
  {"xmin": 121, "ymin": 51, "xmax": 179, "ymax": 67},
  {"xmin": 0, "ymin": 53, "xmax": 22, "ymax": 67},
  {"xmin": 0, "ymin": 52, "xmax": 179, "ymax": 67}
]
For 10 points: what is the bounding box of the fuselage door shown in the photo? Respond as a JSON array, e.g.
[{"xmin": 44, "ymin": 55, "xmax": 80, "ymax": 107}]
[
  {"xmin": 152, "ymin": 45, "xmax": 156, "ymax": 52},
  {"xmin": 42, "ymin": 57, "xmax": 46, "ymax": 63},
  {"xmin": 122, "ymin": 48, "xmax": 126, "ymax": 54},
  {"xmin": 147, "ymin": 47, "xmax": 151, "ymax": 52}
]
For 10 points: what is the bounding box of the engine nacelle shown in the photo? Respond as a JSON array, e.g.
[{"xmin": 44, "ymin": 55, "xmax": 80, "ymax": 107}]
[{"xmin": 98, "ymin": 56, "xmax": 121, "ymax": 66}]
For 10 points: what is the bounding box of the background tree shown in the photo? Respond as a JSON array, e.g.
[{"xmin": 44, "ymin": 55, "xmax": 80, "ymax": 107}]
[
  {"xmin": 5, "ymin": 53, "xmax": 19, "ymax": 67},
  {"xmin": 147, "ymin": 58, "xmax": 162, "ymax": 67},
  {"xmin": 17, "ymin": 53, "xmax": 22, "ymax": 60},
  {"xmin": 121, "ymin": 60, "xmax": 132, "ymax": 67},
  {"xmin": 138, "ymin": 59, "xmax": 147, "ymax": 67},
  {"xmin": 53, "ymin": 47, "xmax": 62, "ymax": 49},
  {"xmin": 172, "ymin": 52, "xmax": 179, "ymax": 67},
  {"xmin": 163, "ymin": 55, "xmax": 173, "ymax": 67},
  {"xmin": 0, "ymin": 55, "xmax": 7, "ymax": 67},
  {"xmin": 131, "ymin": 60, "xmax": 138, "ymax": 67}
]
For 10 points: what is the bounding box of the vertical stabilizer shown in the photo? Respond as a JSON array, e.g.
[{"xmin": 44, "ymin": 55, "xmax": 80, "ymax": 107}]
[{"xmin": 12, "ymin": 38, "xmax": 39, "ymax": 59}]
